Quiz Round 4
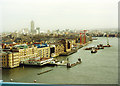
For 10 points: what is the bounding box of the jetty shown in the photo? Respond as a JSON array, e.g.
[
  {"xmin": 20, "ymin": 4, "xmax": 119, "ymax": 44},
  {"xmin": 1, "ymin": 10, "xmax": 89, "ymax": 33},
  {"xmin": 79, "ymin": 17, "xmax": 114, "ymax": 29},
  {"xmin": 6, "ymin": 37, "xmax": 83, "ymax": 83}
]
[
  {"xmin": 20, "ymin": 58, "xmax": 53, "ymax": 66},
  {"xmin": 67, "ymin": 58, "xmax": 82, "ymax": 68},
  {"xmin": 48, "ymin": 60, "xmax": 67, "ymax": 66}
]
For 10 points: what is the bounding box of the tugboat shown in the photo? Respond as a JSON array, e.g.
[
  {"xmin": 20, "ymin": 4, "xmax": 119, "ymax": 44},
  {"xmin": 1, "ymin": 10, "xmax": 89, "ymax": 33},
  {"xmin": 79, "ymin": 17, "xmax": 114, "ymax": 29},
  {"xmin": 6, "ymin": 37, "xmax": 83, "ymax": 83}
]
[
  {"xmin": 103, "ymin": 44, "xmax": 111, "ymax": 47},
  {"xmin": 97, "ymin": 44, "xmax": 104, "ymax": 49},
  {"xmin": 84, "ymin": 47, "xmax": 95, "ymax": 50},
  {"xmin": 91, "ymin": 48, "xmax": 97, "ymax": 53},
  {"xmin": 84, "ymin": 47, "xmax": 92, "ymax": 50}
]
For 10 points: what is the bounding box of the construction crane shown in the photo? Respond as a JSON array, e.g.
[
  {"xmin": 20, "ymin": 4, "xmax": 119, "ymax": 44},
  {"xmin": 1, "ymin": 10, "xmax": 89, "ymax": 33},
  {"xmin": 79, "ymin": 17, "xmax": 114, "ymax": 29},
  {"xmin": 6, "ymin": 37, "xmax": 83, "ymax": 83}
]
[{"xmin": 80, "ymin": 30, "xmax": 88, "ymax": 44}]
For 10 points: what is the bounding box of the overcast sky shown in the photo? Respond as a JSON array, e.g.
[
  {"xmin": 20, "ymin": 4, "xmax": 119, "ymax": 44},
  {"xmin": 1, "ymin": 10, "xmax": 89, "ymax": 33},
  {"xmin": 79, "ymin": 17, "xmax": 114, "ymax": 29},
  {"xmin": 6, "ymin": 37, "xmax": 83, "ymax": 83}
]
[{"xmin": 0, "ymin": 0, "xmax": 119, "ymax": 32}]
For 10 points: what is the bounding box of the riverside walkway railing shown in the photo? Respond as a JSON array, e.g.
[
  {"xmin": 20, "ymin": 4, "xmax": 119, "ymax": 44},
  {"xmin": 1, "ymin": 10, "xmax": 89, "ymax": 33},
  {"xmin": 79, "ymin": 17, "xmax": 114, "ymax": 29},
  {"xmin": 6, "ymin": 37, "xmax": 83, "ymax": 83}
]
[{"xmin": 0, "ymin": 80, "xmax": 70, "ymax": 86}]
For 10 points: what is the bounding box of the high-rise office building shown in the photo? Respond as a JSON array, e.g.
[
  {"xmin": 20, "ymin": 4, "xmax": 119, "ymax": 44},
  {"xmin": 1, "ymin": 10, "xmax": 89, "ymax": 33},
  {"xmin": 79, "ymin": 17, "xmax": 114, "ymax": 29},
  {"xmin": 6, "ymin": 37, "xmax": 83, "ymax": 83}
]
[
  {"xmin": 31, "ymin": 20, "xmax": 34, "ymax": 34},
  {"xmin": 36, "ymin": 27, "xmax": 40, "ymax": 34}
]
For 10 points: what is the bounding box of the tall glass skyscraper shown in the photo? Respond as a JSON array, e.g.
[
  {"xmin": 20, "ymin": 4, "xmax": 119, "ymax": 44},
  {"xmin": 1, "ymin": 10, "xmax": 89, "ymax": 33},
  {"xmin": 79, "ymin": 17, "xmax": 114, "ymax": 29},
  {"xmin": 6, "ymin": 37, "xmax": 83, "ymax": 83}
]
[{"xmin": 31, "ymin": 20, "xmax": 34, "ymax": 34}]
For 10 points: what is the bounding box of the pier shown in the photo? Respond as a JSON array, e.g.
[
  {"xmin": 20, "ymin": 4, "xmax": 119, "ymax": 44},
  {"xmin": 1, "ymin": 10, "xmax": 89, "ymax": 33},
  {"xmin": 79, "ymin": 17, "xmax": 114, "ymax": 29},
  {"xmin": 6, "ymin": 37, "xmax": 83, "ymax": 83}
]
[
  {"xmin": 20, "ymin": 57, "xmax": 53, "ymax": 66},
  {"xmin": 48, "ymin": 60, "xmax": 67, "ymax": 66},
  {"xmin": 67, "ymin": 58, "xmax": 82, "ymax": 68}
]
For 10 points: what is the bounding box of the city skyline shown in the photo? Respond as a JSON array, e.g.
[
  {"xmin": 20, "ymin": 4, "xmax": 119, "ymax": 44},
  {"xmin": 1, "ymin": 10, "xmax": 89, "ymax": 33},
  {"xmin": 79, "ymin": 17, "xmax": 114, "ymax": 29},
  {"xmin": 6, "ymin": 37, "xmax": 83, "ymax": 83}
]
[{"xmin": 0, "ymin": 0, "xmax": 119, "ymax": 32}]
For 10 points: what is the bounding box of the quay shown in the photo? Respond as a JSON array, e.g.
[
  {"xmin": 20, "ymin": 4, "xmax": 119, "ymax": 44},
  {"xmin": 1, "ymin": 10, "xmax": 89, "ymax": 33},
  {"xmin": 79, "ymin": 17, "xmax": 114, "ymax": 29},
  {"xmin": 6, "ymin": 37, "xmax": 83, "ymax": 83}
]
[
  {"xmin": 20, "ymin": 41, "xmax": 91, "ymax": 67},
  {"xmin": 48, "ymin": 58, "xmax": 82, "ymax": 68},
  {"xmin": 60, "ymin": 41, "xmax": 92, "ymax": 56},
  {"xmin": 59, "ymin": 49, "xmax": 77, "ymax": 56}
]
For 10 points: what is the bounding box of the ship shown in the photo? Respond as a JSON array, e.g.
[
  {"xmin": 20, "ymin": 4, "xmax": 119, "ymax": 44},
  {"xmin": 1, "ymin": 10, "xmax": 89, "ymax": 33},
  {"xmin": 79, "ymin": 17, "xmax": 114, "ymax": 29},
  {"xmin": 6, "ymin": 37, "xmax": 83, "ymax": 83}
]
[{"xmin": 91, "ymin": 48, "xmax": 97, "ymax": 53}]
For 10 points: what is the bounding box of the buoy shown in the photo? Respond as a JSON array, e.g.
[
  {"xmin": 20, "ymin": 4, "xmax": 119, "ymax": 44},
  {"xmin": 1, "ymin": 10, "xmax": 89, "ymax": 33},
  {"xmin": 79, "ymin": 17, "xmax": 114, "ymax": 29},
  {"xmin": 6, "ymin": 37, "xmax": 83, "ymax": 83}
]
[
  {"xmin": 10, "ymin": 79, "xmax": 13, "ymax": 82},
  {"xmin": 34, "ymin": 80, "xmax": 37, "ymax": 83}
]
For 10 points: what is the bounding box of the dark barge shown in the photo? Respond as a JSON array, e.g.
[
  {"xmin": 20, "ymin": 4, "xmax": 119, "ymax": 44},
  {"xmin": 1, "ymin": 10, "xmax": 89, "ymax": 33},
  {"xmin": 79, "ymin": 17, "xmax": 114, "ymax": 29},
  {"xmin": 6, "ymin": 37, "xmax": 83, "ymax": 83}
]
[{"xmin": 37, "ymin": 69, "xmax": 53, "ymax": 75}]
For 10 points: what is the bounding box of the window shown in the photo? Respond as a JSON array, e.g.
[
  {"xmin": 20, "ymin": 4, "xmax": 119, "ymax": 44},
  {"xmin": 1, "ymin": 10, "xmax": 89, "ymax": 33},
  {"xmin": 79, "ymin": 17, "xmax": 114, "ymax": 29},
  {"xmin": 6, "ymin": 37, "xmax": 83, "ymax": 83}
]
[
  {"xmin": 50, "ymin": 47, "xmax": 55, "ymax": 53},
  {"xmin": 68, "ymin": 41, "xmax": 70, "ymax": 49}
]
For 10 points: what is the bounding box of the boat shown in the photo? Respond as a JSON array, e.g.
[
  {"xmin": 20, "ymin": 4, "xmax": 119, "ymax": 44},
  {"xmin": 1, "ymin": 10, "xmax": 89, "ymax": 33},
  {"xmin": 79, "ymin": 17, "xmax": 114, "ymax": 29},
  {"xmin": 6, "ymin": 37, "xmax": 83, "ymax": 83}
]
[
  {"xmin": 91, "ymin": 50, "xmax": 97, "ymax": 53},
  {"xmin": 91, "ymin": 48, "xmax": 97, "ymax": 53},
  {"xmin": 84, "ymin": 46, "xmax": 96, "ymax": 50},
  {"xmin": 37, "ymin": 69, "xmax": 53, "ymax": 75},
  {"xmin": 67, "ymin": 58, "xmax": 82, "ymax": 68},
  {"xmin": 97, "ymin": 44, "xmax": 104, "ymax": 49},
  {"xmin": 103, "ymin": 44, "xmax": 111, "ymax": 47},
  {"xmin": 97, "ymin": 46, "xmax": 104, "ymax": 49},
  {"xmin": 84, "ymin": 47, "xmax": 92, "ymax": 50}
]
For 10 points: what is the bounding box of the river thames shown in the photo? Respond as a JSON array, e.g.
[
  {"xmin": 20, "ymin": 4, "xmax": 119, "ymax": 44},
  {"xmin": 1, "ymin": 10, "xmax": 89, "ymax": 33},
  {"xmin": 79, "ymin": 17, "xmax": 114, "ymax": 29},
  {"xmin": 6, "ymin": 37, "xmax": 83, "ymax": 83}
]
[{"xmin": 2, "ymin": 37, "xmax": 118, "ymax": 84}]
